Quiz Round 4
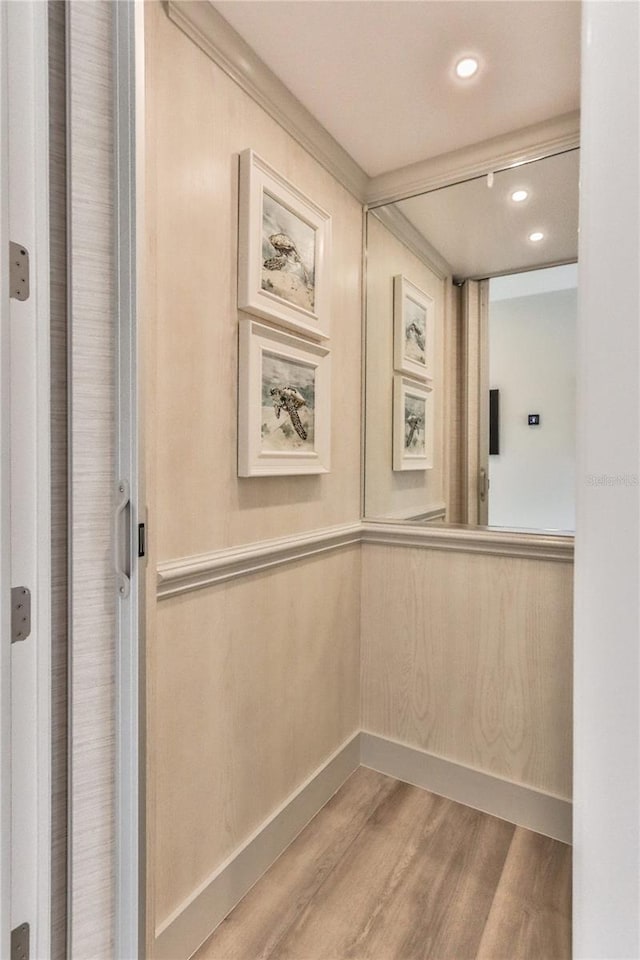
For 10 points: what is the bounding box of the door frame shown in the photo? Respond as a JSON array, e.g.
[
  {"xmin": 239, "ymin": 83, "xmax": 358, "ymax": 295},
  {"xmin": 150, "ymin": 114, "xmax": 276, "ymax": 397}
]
[
  {"xmin": 462, "ymin": 278, "xmax": 489, "ymax": 525},
  {"xmin": 114, "ymin": 1, "xmax": 145, "ymax": 957},
  {"xmin": 0, "ymin": 2, "xmax": 52, "ymax": 956}
]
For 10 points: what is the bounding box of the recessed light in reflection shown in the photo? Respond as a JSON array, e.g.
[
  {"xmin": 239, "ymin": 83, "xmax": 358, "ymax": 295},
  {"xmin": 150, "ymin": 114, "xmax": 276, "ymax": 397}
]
[
  {"xmin": 529, "ymin": 231, "xmax": 544, "ymax": 242},
  {"xmin": 511, "ymin": 189, "xmax": 528, "ymax": 203},
  {"xmin": 455, "ymin": 57, "xmax": 479, "ymax": 79}
]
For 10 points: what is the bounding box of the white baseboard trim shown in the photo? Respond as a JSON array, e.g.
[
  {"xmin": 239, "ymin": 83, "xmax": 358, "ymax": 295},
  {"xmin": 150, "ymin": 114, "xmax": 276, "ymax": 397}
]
[
  {"xmin": 153, "ymin": 732, "xmax": 361, "ymax": 960},
  {"xmin": 360, "ymin": 732, "xmax": 572, "ymax": 844},
  {"xmin": 154, "ymin": 731, "xmax": 571, "ymax": 958}
]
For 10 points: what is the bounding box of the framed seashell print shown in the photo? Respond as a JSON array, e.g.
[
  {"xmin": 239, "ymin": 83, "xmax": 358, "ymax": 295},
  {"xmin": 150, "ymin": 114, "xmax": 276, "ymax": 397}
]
[
  {"xmin": 393, "ymin": 375, "xmax": 433, "ymax": 471},
  {"xmin": 238, "ymin": 149, "xmax": 332, "ymax": 340},
  {"xmin": 238, "ymin": 318, "xmax": 331, "ymax": 476},
  {"xmin": 393, "ymin": 275, "xmax": 434, "ymax": 381}
]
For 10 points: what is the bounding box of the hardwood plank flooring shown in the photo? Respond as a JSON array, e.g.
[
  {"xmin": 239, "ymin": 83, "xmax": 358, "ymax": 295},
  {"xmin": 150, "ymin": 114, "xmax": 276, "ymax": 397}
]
[{"xmin": 194, "ymin": 768, "xmax": 571, "ymax": 960}]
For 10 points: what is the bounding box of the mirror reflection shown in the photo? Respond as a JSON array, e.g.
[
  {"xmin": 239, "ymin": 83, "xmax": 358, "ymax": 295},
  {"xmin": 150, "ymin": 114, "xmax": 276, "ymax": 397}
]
[{"xmin": 364, "ymin": 148, "xmax": 579, "ymax": 532}]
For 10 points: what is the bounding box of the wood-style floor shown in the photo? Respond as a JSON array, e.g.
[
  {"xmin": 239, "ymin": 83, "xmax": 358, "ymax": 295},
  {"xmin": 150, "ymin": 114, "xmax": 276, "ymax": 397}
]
[{"xmin": 194, "ymin": 768, "xmax": 571, "ymax": 960}]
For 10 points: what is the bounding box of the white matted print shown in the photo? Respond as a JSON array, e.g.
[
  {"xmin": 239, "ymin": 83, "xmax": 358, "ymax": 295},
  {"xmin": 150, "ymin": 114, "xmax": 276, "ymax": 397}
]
[
  {"xmin": 238, "ymin": 149, "xmax": 331, "ymax": 340},
  {"xmin": 393, "ymin": 275, "xmax": 434, "ymax": 381},
  {"xmin": 238, "ymin": 319, "xmax": 331, "ymax": 476},
  {"xmin": 393, "ymin": 376, "xmax": 433, "ymax": 471}
]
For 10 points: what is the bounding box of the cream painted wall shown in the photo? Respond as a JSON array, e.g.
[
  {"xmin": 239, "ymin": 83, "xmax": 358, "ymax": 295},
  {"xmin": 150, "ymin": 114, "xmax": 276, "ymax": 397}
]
[
  {"xmin": 365, "ymin": 214, "xmax": 447, "ymax": 519},
  {"xmin": 144, "ymin": 6, "xmax": 574, "ymax": 956},
  {"xmin": 144, "ymin": 2, "xmax": 362, "ymax": 952},
  {"xmin": 361, "ymin": 544, "xmax": 573, "ymax": 799},
  {"xmin": 145, "ymin": 4, "xmax": 363, "ymax": 562},
  {"xmin": 153, "ymin": 547, "xmax": 361, "ymax": 927}
]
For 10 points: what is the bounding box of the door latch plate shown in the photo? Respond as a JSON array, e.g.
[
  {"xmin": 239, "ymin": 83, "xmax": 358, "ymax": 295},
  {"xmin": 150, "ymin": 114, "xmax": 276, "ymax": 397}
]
[
  {"xmin": 11, "ymin": 586, "xmax": 31, "ymax": 643},
  {"xmin": 9, "ymin": 242, "xmax": 30, "ymax": 301}
]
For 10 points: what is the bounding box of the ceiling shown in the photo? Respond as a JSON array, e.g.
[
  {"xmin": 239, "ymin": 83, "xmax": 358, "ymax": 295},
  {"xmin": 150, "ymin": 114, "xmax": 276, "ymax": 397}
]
[
  {"xmin": 394, "ymin": 148, "xmax": 580, "ymax": 279},
  {"xmin": 213, "ymin": 1, "xmax": 581, "ymax": 178}
]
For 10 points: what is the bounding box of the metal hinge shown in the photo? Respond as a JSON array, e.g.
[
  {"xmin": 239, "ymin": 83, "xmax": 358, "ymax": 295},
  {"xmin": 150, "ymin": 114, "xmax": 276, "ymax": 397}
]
[
  {"xmin": 11, "ymin": 922, "xmax": 29, "ymax": 960},
  {"xmin": 9, "ymin": 242, "xmax": 30, "ymax": 301},
  {"xmin": 11, "ymin": 586, "xmax": 31, "ymax": 643}
]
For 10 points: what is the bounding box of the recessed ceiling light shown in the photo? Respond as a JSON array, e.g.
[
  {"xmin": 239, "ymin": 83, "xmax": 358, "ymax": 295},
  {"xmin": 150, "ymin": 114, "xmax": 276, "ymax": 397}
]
[
  {"xmin": 455, "ymin": 57, "xmax": 479, "ymax": 79},
  {"xmin": 511, "ymin": 189, "xmax": 528, "ymax": 203},
  {"xmin": 529, "ymin": 231, "xmax": 544, "ymax": 242}
]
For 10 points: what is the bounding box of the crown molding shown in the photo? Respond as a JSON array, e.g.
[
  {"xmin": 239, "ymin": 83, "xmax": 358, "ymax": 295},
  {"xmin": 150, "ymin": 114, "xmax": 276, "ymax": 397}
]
[
  {"xmin": 165, "ymin": 1, "xmax": 369, "ymax": 201},
  {"xmin": 368, "ymin": 206, "xmax": 452, "ymax": 280},
  {"xmin": 366, "ymin": 111, "xmax": 581, "ymax": 208},
  {"xmin": 164, "ymin": 4, "xmax": 579, "ymax": 214}
]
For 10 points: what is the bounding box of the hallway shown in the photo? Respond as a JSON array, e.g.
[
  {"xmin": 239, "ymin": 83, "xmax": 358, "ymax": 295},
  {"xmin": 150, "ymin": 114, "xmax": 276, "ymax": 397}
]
[{"xmin": 195, "ymin": 768, "xmax": 571, "ymax": 960}]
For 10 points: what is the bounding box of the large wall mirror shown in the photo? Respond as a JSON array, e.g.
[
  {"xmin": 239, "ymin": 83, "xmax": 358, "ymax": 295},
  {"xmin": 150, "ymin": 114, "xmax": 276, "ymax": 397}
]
[{"xmin": 364, "ymin": 146, "xmax": 579, "ymax": 533}]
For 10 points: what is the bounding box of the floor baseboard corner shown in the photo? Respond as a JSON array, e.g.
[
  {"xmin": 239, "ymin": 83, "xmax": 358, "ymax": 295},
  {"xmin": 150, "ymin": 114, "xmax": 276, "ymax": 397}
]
[
  {"xmin": 359, "ymin": 731, "xmax": 572, "ymax": 844},
  {"xmin": 153, "ymin": 732, "xmax": 361, "ymax": 960}
]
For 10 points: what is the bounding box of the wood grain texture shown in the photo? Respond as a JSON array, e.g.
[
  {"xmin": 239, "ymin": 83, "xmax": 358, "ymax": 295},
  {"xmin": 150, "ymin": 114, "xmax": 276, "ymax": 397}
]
[
  {"xmin": 194, "ymin": 768, "xmax": 571, "ymax": 960},
  {"xmin": 155, "ymin": 734, "xmax": 360, "ymax": 960},
  {"xmin": 477, "ymin": 827, "xmax": 572, "ymax": 959},
  {"xmin": 144, "ymin": 3, "xmax": 364, "ymax": 953},
  {"xmin": 67, "ymin": 2, "xmax": 116, "ymax": 956},
  {"xmin": 365, "ymin": 213, "xmax": 447, "ymax": 520},
  {"xmin": 361, "ymin": 544, "xmax": 573, "ymax": 798},
  {"xmin": 144, "ymin": 0, "xmax": 363, "ymax": 562},
  {"xmin": 151, "ymin": 546, "xmax": 361, "ymax": 933},
  {"xmin": 48, "ymin": 3, "xmax": 67, "ymax": 957}
]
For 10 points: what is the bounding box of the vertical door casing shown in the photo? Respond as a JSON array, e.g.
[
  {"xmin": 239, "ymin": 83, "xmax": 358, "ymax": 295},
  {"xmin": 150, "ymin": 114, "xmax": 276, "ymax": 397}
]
[
  {"xmin": 2, "ymin": 2, "xmax": 52, "ymax": 956},
  {"xmin": 462, "ymin": 278, "xmax": 489, "ymax": 525}
]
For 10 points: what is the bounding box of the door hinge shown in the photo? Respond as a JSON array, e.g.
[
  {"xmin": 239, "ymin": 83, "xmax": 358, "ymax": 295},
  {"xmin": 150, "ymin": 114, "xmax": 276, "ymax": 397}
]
[
  {"xmin": 9, "ymin": 241, "xmax": 30, "ymax": 301},
  {"xmin": 11, "ymin": 922, "xmax": 29, "ymax": 960},
  {"xmin": 11, "ymin": 586, "xmax": 31, "ymax": 643}
]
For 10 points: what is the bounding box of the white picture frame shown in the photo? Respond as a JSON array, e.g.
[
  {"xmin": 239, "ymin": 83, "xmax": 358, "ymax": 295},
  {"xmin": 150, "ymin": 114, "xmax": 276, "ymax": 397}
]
[
  {"xmin": 393, "ymin": 275, "xmax": 434, "ymax": 381},
  {"xmin": 238, "ymin": 319, "xmax": 331, "ymax": 477},
  {"xmin": 393, "ymin": 375, "xmax": 433, "ymax": 471},
  {"xmin": 238, "ymin": 149, "xmax": 331, "ymax": 340}
]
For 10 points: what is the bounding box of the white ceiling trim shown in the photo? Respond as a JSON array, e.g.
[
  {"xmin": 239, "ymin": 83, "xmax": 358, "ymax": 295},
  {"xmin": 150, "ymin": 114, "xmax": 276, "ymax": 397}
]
[
  {"xmin": 166, "ymin": 2, "xmax": 579, "ymax": 218},
  {"xmin": 366, "ymin": 111, "xmax": 581, "ymax": 208},
  {"xmin": 166, "ymin": 0, "xmax": 369, "ymax": 201},
  {"xmin": 369, "ymin": 207, "xmax": 452, "ymax": 280}
]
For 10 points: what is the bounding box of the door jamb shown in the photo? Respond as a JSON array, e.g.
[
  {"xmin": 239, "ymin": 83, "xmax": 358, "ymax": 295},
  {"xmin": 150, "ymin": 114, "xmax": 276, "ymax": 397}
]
[
  {"xmin": 114, "ymin": 1, "xmax": 144, "ymax": 956},
  {"xmin": 0, "ymin": 2, "xmax": 52, "ymax": 955}
]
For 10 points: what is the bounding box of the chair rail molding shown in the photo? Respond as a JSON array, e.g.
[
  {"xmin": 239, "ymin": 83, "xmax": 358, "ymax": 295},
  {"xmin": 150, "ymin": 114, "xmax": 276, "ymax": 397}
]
[
  {"xmin": 157, "ymin": 521, "xmax": 574, "ymax": 600},
  {"xmin": 156, "ymin": 523, "xmax": 363, "ymax": 599},
  {"xmin": 360, "ymin": 521, "xmax": 574, "ymax": 563}
]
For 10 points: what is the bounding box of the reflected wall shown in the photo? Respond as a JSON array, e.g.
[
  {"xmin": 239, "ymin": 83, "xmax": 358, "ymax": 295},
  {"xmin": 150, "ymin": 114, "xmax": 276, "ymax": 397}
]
[{"xmin": 364, "ymin": 149, "xmax": 579, "ymax": 530}]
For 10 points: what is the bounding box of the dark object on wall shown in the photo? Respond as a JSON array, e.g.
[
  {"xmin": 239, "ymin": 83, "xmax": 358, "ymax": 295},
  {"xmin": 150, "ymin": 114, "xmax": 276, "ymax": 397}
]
[
  {"xmin": 489, "ymin": 389, "xmax": 500, "ymax": 455},
  {"xmin": 528, "ymin": 413, "xmax": 541, "ymax": 426}
]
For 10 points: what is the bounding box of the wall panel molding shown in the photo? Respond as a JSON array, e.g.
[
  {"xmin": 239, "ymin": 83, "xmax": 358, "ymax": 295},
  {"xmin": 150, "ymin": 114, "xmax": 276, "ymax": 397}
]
[
  {"xmin": 165, "ymin": 0, "xmax": 368, "ymax": 201},
  {"xmin": 360, "ymin": 733, "xmax": 572, "ymax": 844},
  {"xmin": 361, "ymin": 521, "xmax": 574, "ymax": 562},
  {"xmin": 157, "ymin": 520, "xmax": 573, "ymax": 599},
  {"xmin": 157, "ymin": 522, "xmax": 362, "ymax": 599}
]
